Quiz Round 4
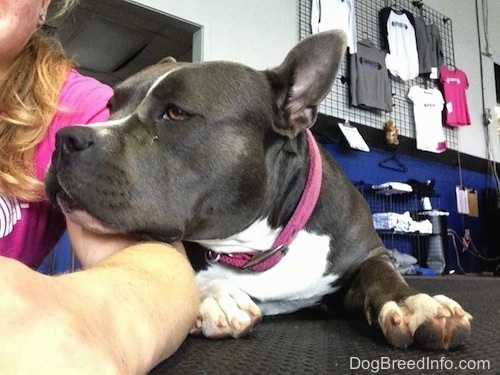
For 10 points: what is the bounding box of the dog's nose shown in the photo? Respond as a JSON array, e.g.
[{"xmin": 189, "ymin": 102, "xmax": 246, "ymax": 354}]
[{"xmin": 56, "ymin": 126, "xmax": 94, "ymax": 154}]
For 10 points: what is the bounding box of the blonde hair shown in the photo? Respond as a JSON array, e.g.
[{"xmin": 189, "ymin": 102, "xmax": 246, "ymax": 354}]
[
  {"xmin": 49, "ymin": 0, "xmax": 80, "ymax": 19},
  {"xmin": 0, "ymin": 29, "xmax": 74, "ymax": 201}
]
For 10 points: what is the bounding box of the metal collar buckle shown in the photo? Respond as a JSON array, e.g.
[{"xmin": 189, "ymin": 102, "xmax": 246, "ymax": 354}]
[
  {"xmin": 205, "ymin": 250, "xmax": 222, "ymax": 263},
  {"xmin": 241, "ymin": 244, "xmax": 287, "ymax": 270}
]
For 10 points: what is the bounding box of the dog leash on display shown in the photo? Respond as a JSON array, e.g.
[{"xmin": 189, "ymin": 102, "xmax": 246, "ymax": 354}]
[{"xmin": 205, "ymin": 129, "xmax": 323, "ymax": 272}]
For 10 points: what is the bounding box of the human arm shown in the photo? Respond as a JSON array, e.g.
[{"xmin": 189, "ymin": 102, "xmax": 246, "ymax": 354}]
[{"xmin": 0, "ymin": 241, "xmax": 199, "ymax": 375}]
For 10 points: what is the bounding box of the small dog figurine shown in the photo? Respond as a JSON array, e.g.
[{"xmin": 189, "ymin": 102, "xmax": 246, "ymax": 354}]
[{"xmin": 384, "ymin": 119, "xmax": 399, "ymax": 148}]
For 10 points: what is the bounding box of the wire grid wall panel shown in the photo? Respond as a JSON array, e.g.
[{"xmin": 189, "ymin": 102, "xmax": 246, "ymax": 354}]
[{"xmin": 299, "ymin": 0, "xmax": 459, "ymax": 151}]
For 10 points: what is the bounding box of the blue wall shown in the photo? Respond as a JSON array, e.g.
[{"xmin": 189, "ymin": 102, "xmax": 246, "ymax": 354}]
[{"xmin": 323, "ymin": 142, "xmax": 489, "ymax": 273}]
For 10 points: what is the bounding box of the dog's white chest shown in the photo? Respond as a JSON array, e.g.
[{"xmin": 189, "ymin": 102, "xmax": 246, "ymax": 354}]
[{"xmin": 196, "ymin": 223, "xmax": 338, "ymax": 316}]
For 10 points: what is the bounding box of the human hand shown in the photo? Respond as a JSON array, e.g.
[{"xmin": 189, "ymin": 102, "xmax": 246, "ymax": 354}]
[
  {"xmin": 66, "ymin": 218, "xmax": 187, "ymax": 267},
  {"xmin": 65, "ymin": 218, "xmax": 139, "ymax": 267}
]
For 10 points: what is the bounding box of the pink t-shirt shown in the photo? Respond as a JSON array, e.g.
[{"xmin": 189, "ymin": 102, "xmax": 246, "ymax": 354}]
[
  {"xmin": 439, "ymin": 67, "xmax": 471, "ymax": 126},
  {"xmin": 0, "ymin": 70, "xmax": 113, "ymax": 269}
]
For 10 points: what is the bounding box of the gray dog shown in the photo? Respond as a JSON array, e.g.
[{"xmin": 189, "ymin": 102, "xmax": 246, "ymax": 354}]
[{"xmin": 46, "ymin": 30, "xmax": 471, "ymax": 350}]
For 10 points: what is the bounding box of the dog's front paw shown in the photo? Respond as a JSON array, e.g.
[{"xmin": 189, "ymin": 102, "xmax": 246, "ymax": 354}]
[
  {"xmin": 190, "ymin": 278, "xmax": 262, "ymax": 339},
  {"xmin": 378, "ymin": 293, "xmax": 472, "ymax": 350}
]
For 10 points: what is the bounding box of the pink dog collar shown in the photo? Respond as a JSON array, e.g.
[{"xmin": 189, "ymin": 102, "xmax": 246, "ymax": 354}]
[{"xmin": 207, "ymin": 129, "xmax": 322, "ymax": 272}]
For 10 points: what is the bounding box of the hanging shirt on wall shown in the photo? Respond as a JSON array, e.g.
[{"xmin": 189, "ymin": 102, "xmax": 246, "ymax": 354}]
[
  {"xmin": 350, "ymin": 38, "xmax": 392, "ymax": 111},
  {"xmin": 439, "ymin": 66, "xmax": 471, "ymax": 126},
  {"xmin": 408, "ymin": 86, "xmax": 446, "ymax": 153},
  {"xmin": 414, "ymin": 17, "xmax": 444, "ymax": 78},
  {"xmin": 379, "ymin": 7, "xmax": 419, "ymax": 81},
  {"xmin": 311, "ymin": 0, "xmax": 357, "ymax": 54}
]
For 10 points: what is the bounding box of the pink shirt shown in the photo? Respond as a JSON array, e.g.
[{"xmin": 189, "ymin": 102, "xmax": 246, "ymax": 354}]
[
  {"xmin": 439, "ymin": 67, "xmax": 471, "ymax": 126},
  {"xmin": 0, "ymin": 70, "xmax": 113, "ymax": 269}
]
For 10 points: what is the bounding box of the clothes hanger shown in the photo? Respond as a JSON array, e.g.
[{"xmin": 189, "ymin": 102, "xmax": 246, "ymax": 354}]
[
  {"xmin": 445, "ymin": 57, "xmax": 456, "ymax": 71},
  {"xmin": 359, "ymin": 33, "xmax": 374, "ymax": 47},
  {"xmin": 411, "ymin": 0, "xmax": 424, "ymax": 10},
  {"xmin": 391, "ymin": 0, "xmax": 404, "ymax": 12},
  {"xmin": 379, "ymin": 153, "xmax": 408, "ymax": 173},
  {"xmin": 418, "ymin": 7, "xmax": 431, "ymax": 23},
  {"xmin": 417, "ymin": 77, "xmax": 426, "ymax": 89}
]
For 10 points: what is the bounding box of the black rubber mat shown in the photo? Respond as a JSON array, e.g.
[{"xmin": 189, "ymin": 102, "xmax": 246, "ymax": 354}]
[{"xmin": 150, "ymin": 275, "xmax": 499, "ymax": 374}]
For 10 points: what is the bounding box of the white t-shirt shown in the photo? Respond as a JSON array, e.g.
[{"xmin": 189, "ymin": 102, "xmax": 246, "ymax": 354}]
[
  {"xmin": 384, "ymin": 10, "xmax": 419, "ymax": 80},
  {"xmin": 311, "ymin": 0, "xmax": 357, "ymax": 54},
  {"xmin": 408, "ymin": 86, "xmax": 446, "ymax": 153}
]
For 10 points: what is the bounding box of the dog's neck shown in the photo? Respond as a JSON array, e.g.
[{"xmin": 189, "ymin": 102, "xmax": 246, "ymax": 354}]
[{"xmin": 198, "ymin": 129, "xmax": 322, "ymax": 272}]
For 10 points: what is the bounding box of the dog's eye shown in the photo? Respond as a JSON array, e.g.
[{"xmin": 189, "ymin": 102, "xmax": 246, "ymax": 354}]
[{"xmin": 162, "ymin": 106, "xmax": 190, "ymax": 121}]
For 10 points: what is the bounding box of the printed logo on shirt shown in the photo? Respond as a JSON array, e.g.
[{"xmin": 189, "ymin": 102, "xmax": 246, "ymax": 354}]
[
  {"xmin": 391, "ymin": 21, "xmax": 409, "ymax": 30},
  {"xmin": 446, "ymin": 77, "xmax": 461, "ymax": 84},
  {"xmin": 0, "ymin": 195, "xmax": 29, "ymax": 238},
  {"xmin": 424, "ymin": 103, "xmax": 437, "ymax": 108},
  {"xmin": 359, "ymin": 57, "xmax": 382, "ymax": 70},
  {"xmin": 437, "ymin": 141, "xmax": 447, "ymax": 151}
]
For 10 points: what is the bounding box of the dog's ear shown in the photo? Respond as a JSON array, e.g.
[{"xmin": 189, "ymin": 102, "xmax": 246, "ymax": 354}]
[
  {"xmin": 157, "ymin": 56, "xmax": 177, "ymax": 64},
  {"xmin": 265, "ymin": 30, "xmax": 347, "ymax": 138}
]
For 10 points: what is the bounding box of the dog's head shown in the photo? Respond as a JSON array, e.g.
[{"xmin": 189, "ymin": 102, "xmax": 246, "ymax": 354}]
[{"xmin": 46, "ymin": 31, "xmax": 346, "ymax": 242}]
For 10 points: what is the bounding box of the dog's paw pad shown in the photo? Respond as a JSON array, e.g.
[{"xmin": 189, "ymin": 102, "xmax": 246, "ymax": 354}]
[
  {"xmin": 415, "ymin": 294, "xmax": 472, "ymax": 350},
  {"xmin": 379, "ymin": 294, "xmax": 472, "ymax": 350}
]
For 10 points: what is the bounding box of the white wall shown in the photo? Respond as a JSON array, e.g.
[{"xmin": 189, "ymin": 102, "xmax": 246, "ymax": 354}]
[
  {"xmin": 132, "ymin": 0, "xmax": 500, "ymax": 162},
  {"xmin": 131, "ymin": 0, "xmax": 299, "ymax": 70}
]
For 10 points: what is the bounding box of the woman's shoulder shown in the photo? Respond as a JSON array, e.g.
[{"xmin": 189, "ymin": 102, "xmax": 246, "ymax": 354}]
[
  {"xmin": 59, "ymin": 69, "xmax": 113, "ymax": 106},
  {"xmin": 55, "ymin": 69, "xmax": 113, "ymax": 125}
]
